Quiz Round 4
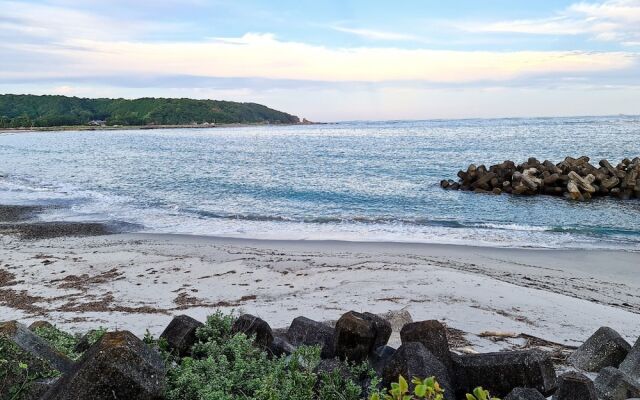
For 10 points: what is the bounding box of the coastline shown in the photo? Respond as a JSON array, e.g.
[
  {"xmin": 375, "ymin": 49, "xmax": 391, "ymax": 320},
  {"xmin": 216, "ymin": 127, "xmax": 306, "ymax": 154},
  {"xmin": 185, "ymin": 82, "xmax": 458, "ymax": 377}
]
[
  {"xmin": 0, "ymin": 121, "xmax": 321, "ymax": 134},
  {"xmin": 2, "ymin": 227, "xmax": 638, "ymax": 355}
]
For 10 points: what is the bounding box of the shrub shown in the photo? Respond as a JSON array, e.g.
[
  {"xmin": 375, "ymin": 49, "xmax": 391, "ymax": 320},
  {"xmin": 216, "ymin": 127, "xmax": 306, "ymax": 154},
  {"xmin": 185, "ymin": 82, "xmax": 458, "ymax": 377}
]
[
  {"xmin": 466, "ymin": 387, "xmax": 500, "ymax": 400},
  {"xmin": 193, "ymin": 310, "xmax": 236, "ymax": 346},
  {"xmin": 32, "ymin": 325, "xmax": 81, "ymax": 360},
  {"xmin": 254, "ymin": 346, "xmax": 320, "ymax": 400},
  {"xmin": 166, "ymin": 310, "xmax": 379, "ymax": 400},
  {"xmin": 32, "ymin": 325, "xmax": 106, "ymax": 361},
  {"xmin": 166, "ymin": 332, "xmax": 271, "ymax": 400},
  {"xmin": 317, "ymin": 359, "xmax": 380, "ymax": 400},
  {"xmin": 371, "ymin": 375, "xmax": 444, "ymax": 400}
]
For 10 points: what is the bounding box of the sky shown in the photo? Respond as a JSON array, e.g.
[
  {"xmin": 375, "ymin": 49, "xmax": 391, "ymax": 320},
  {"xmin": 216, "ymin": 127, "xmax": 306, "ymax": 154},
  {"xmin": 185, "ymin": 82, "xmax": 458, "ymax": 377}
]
[{"xmin": 2, "ymin": 0, "xmax": 640, "ymax": 121}]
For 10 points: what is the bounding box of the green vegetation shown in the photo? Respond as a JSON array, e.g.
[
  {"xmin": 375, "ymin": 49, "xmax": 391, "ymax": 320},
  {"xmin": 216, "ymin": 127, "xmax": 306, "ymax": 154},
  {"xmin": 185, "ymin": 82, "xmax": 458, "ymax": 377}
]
[
  {"xmin": 370, "ymin": 375, "xmax": 444, "ymax": 400},
  {"xmin": 4, "ymin": 313, "xmax": 503, "ymax": 400},
  {"xmin": 0, "ymin": 336, "xmax": 60, "ymax": 399},
  {"xmin": 33, "ymin": 325, "xmax": 106, "ymax": 361},
  {"xmin": 0, "ymin": 94, "xmax": 300, "ymax": 128},
  {"xmin": 465, "ymin": 387, "xmax": 500, "ymax": 400},
  {"xmin": 164, "ymin": 311, "xmax": 380, "ymax": 400}
]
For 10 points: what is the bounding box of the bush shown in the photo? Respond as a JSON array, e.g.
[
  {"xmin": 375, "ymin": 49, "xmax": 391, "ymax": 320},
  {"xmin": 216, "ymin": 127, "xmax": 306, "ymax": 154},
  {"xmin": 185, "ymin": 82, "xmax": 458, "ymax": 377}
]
[
  {"xmin": 32, "ymin": 325, "xmax": 106, "ymax": 361},
  {"xmin": 318, "ymin": 359, "xmax": 380, "ymax": 400},
  {"xmin": 371, "ymin": 375, "xmax": 444, "ymax": 400},
  {"xmin": 166, "ymin": 332, "xmax": 271, "ymax": 400},
  {"xmin": 32, "ymin": 325, "xmax": 81, "ymax": 360},
  {"xmin": 165, "ymin": 310, "xmax": 379, "ymax": 400}
]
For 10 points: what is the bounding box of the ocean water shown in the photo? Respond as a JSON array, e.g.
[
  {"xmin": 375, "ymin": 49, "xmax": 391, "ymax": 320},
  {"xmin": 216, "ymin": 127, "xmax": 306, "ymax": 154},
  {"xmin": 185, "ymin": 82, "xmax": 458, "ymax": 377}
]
[{"xmin": 1, "ymin": 116, "xmax": 640, "ymax": 250}]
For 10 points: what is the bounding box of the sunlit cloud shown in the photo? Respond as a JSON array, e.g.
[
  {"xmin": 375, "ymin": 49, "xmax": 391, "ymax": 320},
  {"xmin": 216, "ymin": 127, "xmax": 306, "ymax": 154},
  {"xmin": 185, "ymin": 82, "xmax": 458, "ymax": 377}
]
[
  {"xmin": 3, "ymin": 33, "xmax": 637, "ymax": 84},
  {"xmin": 465, "ymin": 0, "xmax": 640, "ymax": 46}
]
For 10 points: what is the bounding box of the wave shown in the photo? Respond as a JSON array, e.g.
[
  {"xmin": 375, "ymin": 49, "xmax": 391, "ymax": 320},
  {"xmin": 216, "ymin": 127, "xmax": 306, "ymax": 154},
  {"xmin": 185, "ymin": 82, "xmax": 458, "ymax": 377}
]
[{"xmin": 183, "ymin": 210, "xmax": 640, "ymax": 238}]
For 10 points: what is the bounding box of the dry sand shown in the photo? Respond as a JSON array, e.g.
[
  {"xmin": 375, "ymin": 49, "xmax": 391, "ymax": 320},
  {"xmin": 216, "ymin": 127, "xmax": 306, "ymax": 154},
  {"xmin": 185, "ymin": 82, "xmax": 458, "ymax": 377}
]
[{"xmin": 1, "ymin": 232, "xmax": 638, "ymax": 355}]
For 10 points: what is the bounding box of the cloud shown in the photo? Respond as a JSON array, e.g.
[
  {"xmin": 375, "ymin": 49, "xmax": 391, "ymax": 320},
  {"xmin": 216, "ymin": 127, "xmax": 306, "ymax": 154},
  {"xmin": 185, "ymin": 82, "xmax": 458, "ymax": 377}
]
[
  {"xmin": 0, "ymin": 0, "xmax": 182, "ymax": 43},
  {"xmin": 465, "ymin": 0, "xmax": 640, "ymax": 46},
  {"xmin": 3, "ymin": 33, "xmax": 636, "ymax": 85},
  {"xmin": 331, "ymin": 26, "xmax": 419, "ymax": 41}
]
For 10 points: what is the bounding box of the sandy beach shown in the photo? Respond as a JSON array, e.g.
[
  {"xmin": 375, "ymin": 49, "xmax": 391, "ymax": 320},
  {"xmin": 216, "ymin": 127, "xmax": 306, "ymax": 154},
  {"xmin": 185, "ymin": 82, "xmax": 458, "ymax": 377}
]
[{"xmin": 2, "ymin": 228, "xmax": 638, "ymax": 356}]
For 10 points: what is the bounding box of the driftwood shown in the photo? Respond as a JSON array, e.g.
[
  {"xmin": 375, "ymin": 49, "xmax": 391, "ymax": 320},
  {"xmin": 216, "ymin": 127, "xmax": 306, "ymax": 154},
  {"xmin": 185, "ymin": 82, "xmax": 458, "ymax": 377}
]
[{"xmin": 441, "ymin": 156, "xmax": 640, "ymax": 201}]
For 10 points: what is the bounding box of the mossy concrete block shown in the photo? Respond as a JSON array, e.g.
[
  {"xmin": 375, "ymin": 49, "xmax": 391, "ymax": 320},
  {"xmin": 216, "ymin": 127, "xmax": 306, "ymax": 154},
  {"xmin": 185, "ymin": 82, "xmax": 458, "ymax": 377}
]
[
  {"xmin": 0, "ymin": 321, "xmax": 73, "ymax": 374},
  {"xmin": 41, "ymin": 330, "xmax": 166, "ymax": 400},
  {"xmin": 160, "ymin": 314, "xmax": 203, "ymax": 357}
]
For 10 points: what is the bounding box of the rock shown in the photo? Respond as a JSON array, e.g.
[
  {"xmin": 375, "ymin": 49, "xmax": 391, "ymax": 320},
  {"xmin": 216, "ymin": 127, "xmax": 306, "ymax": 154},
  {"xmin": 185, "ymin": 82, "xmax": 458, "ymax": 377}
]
[
  {"xmin": 333, "ymin": 311, "xmax": 377, "ymax": 362},
  {"xmin": 568, "ymin": 327, "xmax": 631, "ymax": 372},
  {"xmin": 29, "ymin": 320, "xmax": 55, "ymax": 331},
  {"xmin": 287, "ymin": 316, "xmax": 335, "ymax": 358},
  {"xmin": 378, "ymin": 308, "xmax": 413, "ymax": 334},
  {"xmin": 0, "ymin": 321, "xmax": 73, "ymax": 374},
  {"xmin": 362, "ymin": 312, "xmax": 392, "ymax": 350},
  {"xmin": 594, "ymin": 367, "xmax": 640, "ymax": 400},
  {"xmin": 159, "ymin": 314, "xmax": 203, "ymax": 357},
  {"xmin": 505, "ymin": 387, "xmax": 546, "ymax": 400},
  {"xmin": 0, "ymin": 322, "xmax": 67, "ymax": 400},
  {"xmin": 620, "ymin": 337, "xmax": 640, "ymax": 384},
  {"xmin": 269, "ymin": 334, "xmax": 296, "ymax": 357},
  {"xmin": 231, "ymin": 314, "xmax": 274, "ymax": 348},
  {"xmin": 24, "ymin": 378, "xmax": 58, "ymax": 400},
  {"xmin": 552, "ymin": 371, "xmax": 597, "ymax": 400},
  {"xmin": 400, "ymin": 320, "xmax": 452, "ymax": 371},
  {"xmin": 567, "ymin": 180, "xmax": 582, "ymax": 200},
  {"xmin": 382, "ymin": 342, "xmax": 454, "ymax": 400},
  {"xmin": 369, "ymin": 345, "xmax": 396, "ymax": 375},
  {"xmin": 452, "ymin": 349, "xmax": 557, "ymax": 398},
  {"xmin": 41, "ymin": 331, "xmax": 166, "ymax": 400}
]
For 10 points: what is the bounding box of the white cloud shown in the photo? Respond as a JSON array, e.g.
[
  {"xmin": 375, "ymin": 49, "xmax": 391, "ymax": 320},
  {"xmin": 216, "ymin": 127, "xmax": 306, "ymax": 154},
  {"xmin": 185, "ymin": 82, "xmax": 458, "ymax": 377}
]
[
  {"xmin": 465, "ymin": 0, "xmax": 640, "ymax": 46},
  {"xmin": 0, "ymin": 0, "xmax": 181, "ymax": 42},
  {"xmin": 3, "ymin": 33, "xmax": 636, "ymax": 85},
  {"xmin": 331, "ymin": 26, "xmax": 419, "ymax": 41}
]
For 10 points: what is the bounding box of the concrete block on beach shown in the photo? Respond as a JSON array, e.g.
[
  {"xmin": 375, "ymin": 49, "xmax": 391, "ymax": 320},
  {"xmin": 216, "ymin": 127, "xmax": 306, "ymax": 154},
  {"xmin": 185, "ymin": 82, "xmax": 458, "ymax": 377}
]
[
  {"xmin": 231, "ymin": 314, "xmax": 274, "ymax": 349},
  {"xmin": 504, "ymin": 387, "xmax": 546, "ymax": 400},
  {"xmin": 268, "ymin": 334, "xmax": 296, "ymax": 357},
  {"xmin": 594, "ymin": 366, "xmax": 640, "ymax": 400},
  {"xmin": 552, "ymin": 371, "xmax": 598, "ymax": 400},
  {"xmin": 452, "ymin": 349, "xmax": 557, "ymax": 398},
  {"xmin": 287, "ymin": 316, "xmax": 335, "ymax": 358},
  {"xmin": 333, "ymin": 311, "xmax": 389, "ymax": 362},
  {"xmin": 400, "ymin": 320, "xmax": 452, "ymax": 371},
  {"xmin": 568, "ymin": 326, "xmax": 631, "ymax": 372},
  {"xmin": 41, "ymin": 331, "xmax": 166, "ymax": 400},
  {"xmin": 159, "ymin": 314, "xmax": 203, "ymax": 357},
  {"xmin": 0, "ymin": 321, "xmax": 74, "ymax": 374},
  {"xmin": 620, "ymin": 337, "xmax": 640, "ymax": 385},
  {"xmin": 382, "ymin": 342, "xmax": 454, "ymax": 400}
]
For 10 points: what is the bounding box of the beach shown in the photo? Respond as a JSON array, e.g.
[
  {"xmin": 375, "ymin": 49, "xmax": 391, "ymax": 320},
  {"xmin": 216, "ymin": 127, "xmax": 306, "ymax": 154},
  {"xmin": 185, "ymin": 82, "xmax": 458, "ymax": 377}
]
[{"xmin": 2, "ymin": 222, "xmax": 638, "ymax": 356}]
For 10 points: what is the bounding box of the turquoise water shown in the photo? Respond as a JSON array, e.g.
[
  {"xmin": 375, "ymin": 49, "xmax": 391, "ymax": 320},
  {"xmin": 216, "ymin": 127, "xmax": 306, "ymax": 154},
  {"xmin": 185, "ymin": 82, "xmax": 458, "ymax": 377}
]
[{"xmin": 1, "ymin": 116, "xmax": 639, "ymax": 249}]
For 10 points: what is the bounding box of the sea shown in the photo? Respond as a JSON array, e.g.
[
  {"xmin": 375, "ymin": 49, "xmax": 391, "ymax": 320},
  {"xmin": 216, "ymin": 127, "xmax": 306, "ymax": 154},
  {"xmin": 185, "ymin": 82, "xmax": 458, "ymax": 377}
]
[{"xmin": 1, "ymin": 116, "xmax": 639, "ymax": 250}]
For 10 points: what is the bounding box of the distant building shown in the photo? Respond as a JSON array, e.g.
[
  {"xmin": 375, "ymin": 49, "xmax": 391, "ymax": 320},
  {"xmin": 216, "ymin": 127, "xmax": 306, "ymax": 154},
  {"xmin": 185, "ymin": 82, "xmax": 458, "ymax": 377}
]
[{"xmin": 88, "ymin": 120, "xmax": 106, "ymax": 126}]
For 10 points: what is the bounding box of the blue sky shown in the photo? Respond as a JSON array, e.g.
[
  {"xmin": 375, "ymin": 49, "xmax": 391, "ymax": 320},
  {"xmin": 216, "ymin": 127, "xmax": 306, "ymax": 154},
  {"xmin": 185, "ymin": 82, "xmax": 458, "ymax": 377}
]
[{"xmin": 2, "ymin": 0, "xmax": 639, "ymax": 120}]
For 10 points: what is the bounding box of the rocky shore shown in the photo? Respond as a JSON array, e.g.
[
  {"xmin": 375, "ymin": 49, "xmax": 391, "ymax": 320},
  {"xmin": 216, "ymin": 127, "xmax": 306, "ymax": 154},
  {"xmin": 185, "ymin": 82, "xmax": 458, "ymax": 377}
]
[
  {"xmin": 441, "ymin": 156, "xmax": 640, "ymax": 201},
  {"xmin": 2, "ymin": 311, "xmax": 639, "ymax": 399}
]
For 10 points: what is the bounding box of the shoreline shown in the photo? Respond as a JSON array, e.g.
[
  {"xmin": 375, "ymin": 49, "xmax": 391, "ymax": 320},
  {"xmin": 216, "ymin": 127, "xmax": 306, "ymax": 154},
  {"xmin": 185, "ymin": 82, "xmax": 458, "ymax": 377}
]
[
  {"xmin": 1, "ymin": 229, "xmax": 638, "ymax": 354},
  {"xmin": 0, "ymin": 121, "xmax": 322, "ymax": 134}
]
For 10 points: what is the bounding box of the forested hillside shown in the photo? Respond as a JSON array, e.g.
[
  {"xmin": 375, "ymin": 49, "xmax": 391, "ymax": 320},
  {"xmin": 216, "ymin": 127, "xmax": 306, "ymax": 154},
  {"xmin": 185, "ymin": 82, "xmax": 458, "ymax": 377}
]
[{"xmin": 0, "ymin": 95, "xmax": 299, "ymax": 127}]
